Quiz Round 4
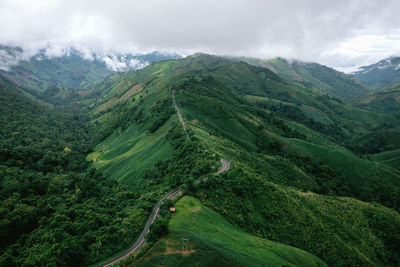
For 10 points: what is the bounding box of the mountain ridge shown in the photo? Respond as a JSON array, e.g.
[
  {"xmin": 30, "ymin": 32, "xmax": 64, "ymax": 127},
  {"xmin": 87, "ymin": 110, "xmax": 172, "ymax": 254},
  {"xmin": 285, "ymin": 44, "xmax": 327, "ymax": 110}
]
[
  {"xmin": 352, "ymin": 56, "xmax": 400, "ymax": 89},
  {"xmin": 1, "ymin": 53, "xmax": 400, "ymax": 266},
  {"xmin": 232, "ymin": 56, "xmax": 371, "ymax": 102},
  {"xmin": 0, "ymin": 44, "xmax": 182, "ymax": 92}
]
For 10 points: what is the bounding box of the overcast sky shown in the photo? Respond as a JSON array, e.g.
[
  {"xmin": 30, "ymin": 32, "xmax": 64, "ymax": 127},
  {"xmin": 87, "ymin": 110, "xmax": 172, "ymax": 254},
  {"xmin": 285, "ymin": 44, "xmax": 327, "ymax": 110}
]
[{"xmin": 1, "ymin": 0, "xmax": 400, "ymax": 72}]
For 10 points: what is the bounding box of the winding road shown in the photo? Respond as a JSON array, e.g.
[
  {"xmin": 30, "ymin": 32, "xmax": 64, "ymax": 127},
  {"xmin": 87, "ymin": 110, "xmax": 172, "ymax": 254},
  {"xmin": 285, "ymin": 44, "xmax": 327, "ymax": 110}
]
[{"xmin": 98, "ymin": 158, "xmax": 230, "ymax": 267}]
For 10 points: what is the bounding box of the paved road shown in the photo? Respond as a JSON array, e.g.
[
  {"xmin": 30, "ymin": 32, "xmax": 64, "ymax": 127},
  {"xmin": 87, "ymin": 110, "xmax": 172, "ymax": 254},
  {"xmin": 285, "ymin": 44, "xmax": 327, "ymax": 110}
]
[
  {"xmin": 98, "ymin": 158, "xmax": 230, "ymax": 267},
  {"xmin": 172, "ymin": 90, "xmax": 190, "ymax": 141}
]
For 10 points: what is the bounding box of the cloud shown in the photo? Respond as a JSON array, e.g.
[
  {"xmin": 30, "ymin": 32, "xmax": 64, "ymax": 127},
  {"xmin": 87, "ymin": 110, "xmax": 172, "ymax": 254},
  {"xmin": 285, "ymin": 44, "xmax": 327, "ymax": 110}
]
[
  {"xmin": 0, "ymin": 48, "xmax": 23, "ymax": 71},
  {"xmin": 1, "ymin": 0, "xmax": 400, "ymax": 70},
  {"xmin": 101, "ymin": 55, "xmax": 149, "ymax": 71}
]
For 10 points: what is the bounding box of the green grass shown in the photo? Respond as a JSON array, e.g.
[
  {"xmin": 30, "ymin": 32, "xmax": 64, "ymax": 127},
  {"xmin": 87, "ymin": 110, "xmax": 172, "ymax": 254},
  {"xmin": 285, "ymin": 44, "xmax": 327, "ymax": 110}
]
[
  {"xmin": 236, "ymin": 56, "xmax": 369, "ymax": 102},
  {"xmin": 86, "ymin": 79, "xmax": 177, "ymax": 186},
  {"xmin": 81, "ymin": 54, "xmax": 400, "ymax": 265},
  {"xmin": 132, "ymin": 196, "xmax": 327, "ymax": 267},
  {"xmin": 372, "ymin": 148, "xmax": 400, "ymax": 170},
  {"xmin": 197, "ymin": 173, "xmax": 400, "ymax": 266},
  {"xmin": 286, "ymin": 138, "xmax": 400, "ymax": 199},
  {"xmin": 87, "ymin": 116, "xmax": 175, "ymax": 186}
]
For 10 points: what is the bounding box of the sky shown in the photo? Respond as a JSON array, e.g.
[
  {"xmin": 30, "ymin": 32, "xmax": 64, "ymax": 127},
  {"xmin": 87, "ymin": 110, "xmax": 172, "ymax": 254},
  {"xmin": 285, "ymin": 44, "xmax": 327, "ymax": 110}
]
[{"xmin": 1, "ymin": 0, "xmax": 400, "ymax": 72}]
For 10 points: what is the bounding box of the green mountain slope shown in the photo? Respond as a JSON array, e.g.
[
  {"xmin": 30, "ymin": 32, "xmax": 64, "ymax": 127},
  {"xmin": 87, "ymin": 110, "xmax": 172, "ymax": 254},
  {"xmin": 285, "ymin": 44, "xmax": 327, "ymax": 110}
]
[
  {"xmin": 3, "ymin": 52, "xmax": 399, "ymax": 266},
  {"xmin": 196, "ymin": 172, "xmax": 400, "ymax": 266},
  {"xmin": 80, "ymin": 54, "xmax": 400, "ymax": 266},
  {"xmin": 359, "ymin": 83, "xmax": 400, "ymax": 117},
  {"xmin": 0, "ymin": 48, "xmax": 112, "ymax": 91},
  {"xmin": 0, "ymin": 45, "xmax": 181, "ymax": 93},
  {"xmin": 235, "ymin": 57, "xmax": 370, "ymax": 101},
  {"xmin": 371, "ymin": 148, "xmax": 400, "ymax": 170},
  {"xmin": 0, "ymin": 76, "xmax": 92, "ymax": 171},
  {"xmin": 167, "ymin": 55, "xmax": 400, "ymax": 208},
  {"xmin": 353, "ymin": 56, "xmax": 400, "ymax": 89},
  {"xmin": 0, "ymin": 76, "xmax": 161, "ymax": 266},
  {"xmin": 130, "ymin": 196, "xmax": 327, "ymax": 267},
  {"xmin": 353, "ymin": 84, "xmax": 400, "ymax": 168}
]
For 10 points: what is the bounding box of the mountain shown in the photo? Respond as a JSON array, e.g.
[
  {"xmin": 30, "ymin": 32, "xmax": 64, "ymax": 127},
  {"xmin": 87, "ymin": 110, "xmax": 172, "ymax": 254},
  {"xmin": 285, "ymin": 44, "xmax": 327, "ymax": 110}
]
[
  {"xmin": 82, "ymin": 54, "xmax": 400, "ymax": 266},
  {"xmin": 233, "ymin": 56, "xmax": 370, "ymax": 102},
  {"xmin": 359, "ymin": 83, "xmax": 400, "ymax": 117},
  {"xmin": 355, "ymin": 84, "xmax": 400, "ymax": 170},
  {"xmin": 353, "ymin": 56, "xmax": 400, "ymax": 89},
  {"xmin": 131, "ymin": 196, "xmax": 327, "ymax": 267},
  {"xmin": 0, "ymin": 75, "xmax": 162, "ymax": 266},
  {"xmin": 0, "ymin": 45, "xmax": 181, "ymax": 92},
  {"xmin": 1, "ymin": 53, "xmax": 400, "ymax": 266}
]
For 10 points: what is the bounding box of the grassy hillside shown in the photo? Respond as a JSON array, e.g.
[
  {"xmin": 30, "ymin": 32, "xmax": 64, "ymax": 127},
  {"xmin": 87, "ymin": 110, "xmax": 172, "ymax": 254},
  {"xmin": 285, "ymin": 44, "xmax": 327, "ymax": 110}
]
[
  {"xmin": 196, "ymin": 171, "xmax": 400, "ymax": 266},
  {"xmin": 352, "ymin": 85, "xmax": 400, "ymax": 168},
  {"xmin": 1, "ymin": 51, "xmax": 112, "ymax": 91},
  {"xmin": 235, "ymin": 56, "xmax": 370, "ymax": 102},
  {"xmin": 5, "ymin": 49, "xmax": 400, "ymax": 266},
  {"xmin": 86, "ymin": 82, "xmax": 176, "ymax": 186},
  {"xmin": 359, "ymin": 83, "xmax": 400, "ymax": 117},
  {"xmin": 88, "ymin": 117, "xmax": 174, "ymax": 186},
  {"xmin": 129, "ymin": 196, "xmax": 327, "ymax": 267},
  {"xmin": 75, "ymin": 54, "xmax": 400, "ymax": 265},
  {"xmin": 166, "ymin": 62, "xmax": 400, "ymax": 209},
  {"xmin": 0, "ymin": 45, "xmax": 182, "ymax": 93},
  {"xmin": 371, "ymin": 148, "xmax": 400, "ymax": 170}
]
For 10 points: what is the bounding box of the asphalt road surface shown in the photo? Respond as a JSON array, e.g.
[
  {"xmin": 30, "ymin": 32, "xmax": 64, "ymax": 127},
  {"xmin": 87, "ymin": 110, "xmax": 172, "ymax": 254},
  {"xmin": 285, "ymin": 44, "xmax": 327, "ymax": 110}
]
[{"xmin": 98, "ymin": 158, "xmax": 230, "ymax": 267}]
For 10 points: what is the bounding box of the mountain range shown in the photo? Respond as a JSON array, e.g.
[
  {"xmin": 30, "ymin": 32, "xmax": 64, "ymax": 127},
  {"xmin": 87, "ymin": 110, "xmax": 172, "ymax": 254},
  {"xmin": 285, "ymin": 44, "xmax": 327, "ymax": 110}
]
[
  {"xmin": 232, "ymin": 56, "xmax": 370, "ymax": 102},
  {"xmin": 0, "ymin": 45, "xmax": 181, "ymax": 92},
  {"xmin": 1, "ymin": 50, "xmax": 399, "ymax": 266},
  {"xmin": 352, "ymin": 56, "xmax": 400, "ymax": 89}
]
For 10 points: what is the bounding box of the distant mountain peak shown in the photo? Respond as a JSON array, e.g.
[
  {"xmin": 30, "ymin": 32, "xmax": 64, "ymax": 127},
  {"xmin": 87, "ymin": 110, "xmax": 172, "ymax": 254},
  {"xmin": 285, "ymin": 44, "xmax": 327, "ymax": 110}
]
[
  {"xmin": 0, "ymin": 44, "xmax": 182, "ymax": 91},
  {"xmin": 0, "ymin": 44, "xmax": 182, "ymax": 72},
  {"xmin": 352, "ymin": 56, "xmax": 400, "ymax": 89}
]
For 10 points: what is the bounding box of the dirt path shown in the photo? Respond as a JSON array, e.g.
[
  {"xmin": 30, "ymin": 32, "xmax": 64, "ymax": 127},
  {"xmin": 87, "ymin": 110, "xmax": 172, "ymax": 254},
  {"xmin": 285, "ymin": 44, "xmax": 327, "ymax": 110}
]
[{"xmin": 172, "ymin": 90, "xmax": 190, "ymax": 140}]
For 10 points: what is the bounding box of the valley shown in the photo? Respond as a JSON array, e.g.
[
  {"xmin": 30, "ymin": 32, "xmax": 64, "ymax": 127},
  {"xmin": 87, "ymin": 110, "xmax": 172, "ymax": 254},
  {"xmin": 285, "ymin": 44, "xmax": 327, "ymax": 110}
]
[{"xmin": 1, "ymin": 52, "xmax": 400, "ymax": 267}]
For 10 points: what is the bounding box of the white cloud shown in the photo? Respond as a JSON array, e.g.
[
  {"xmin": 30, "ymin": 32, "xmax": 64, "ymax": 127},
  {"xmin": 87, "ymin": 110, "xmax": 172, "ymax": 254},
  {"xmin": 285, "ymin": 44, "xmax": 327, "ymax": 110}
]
[
  {"xmin": 102, "ymin": 56, "xmax": 127, "ymax": 71},
  {"xmin": 1, "ymin": 0, "xmax": 400, "ymax": 70},
  {"xmin": 128, "ymin": 58, "xmax": 149, "ymax": 69}
]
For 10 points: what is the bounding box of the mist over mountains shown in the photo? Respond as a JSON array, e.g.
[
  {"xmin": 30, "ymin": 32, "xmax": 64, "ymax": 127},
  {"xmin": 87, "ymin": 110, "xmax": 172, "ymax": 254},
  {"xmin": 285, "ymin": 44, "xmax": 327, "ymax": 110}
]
[
  {"xmin": 352, "ymin": 56, "xmax": 400, "ymax": 89},
  {"xmin": 1, "ymin": 45, "xmax": 400, "ymax": 266},
  {"xmin": 0, "ymin": 44, "xmax": 181, "ymax": 91},
  {"xmin": 2, "ymin": 1, "xmax": 400, "ymax": 266},
  {"xmin": 0, "ymin": 45, "xmax": 181, "ymax": 72}
]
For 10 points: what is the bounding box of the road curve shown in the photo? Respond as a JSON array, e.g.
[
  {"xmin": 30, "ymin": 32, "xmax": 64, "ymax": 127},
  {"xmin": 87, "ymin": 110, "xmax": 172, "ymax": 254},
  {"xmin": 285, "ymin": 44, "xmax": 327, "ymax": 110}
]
[{"xmin": 98, "ymin": 158, "xmax": 230, "ymax": 267}]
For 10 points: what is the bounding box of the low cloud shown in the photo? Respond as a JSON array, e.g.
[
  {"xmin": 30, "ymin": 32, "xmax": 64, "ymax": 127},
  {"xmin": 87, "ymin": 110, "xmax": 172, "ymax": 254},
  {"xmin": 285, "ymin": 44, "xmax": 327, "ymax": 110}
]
[
  {"xmin": 101, "ymin": 55, "xmax": 149, "ymax": 71},
  {"xmin": 1, "ymin": 0, "xmax": 400, "ymax": 70}
]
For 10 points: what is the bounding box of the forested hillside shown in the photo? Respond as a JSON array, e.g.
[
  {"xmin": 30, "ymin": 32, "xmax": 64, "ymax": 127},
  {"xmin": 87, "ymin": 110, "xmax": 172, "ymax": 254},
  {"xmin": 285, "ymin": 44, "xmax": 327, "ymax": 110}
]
[
  {"xmin": 0, "ymin": 77, "xmax": 160, "ymax": 266},
  {"xmin": 353, "ymin": 56, "xmax": 400, "ymax": 89},
  {"xmin": 81, "ymin": 54, "xmax": 400, "ymax": 266},
  {"xmin": 0, "ymin": 45, "xmax": 181, "ymax": 93},
  {"xmin": 0, "ymin": 70, "xmax": 216, "ymax": 265},
  {"xmin": 234, "ymin": 56, "xmax": 370, "ymax": 102},
  {"xmin": 2, "ymin": 54, "xmax": 400, "ymax": 266}
]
